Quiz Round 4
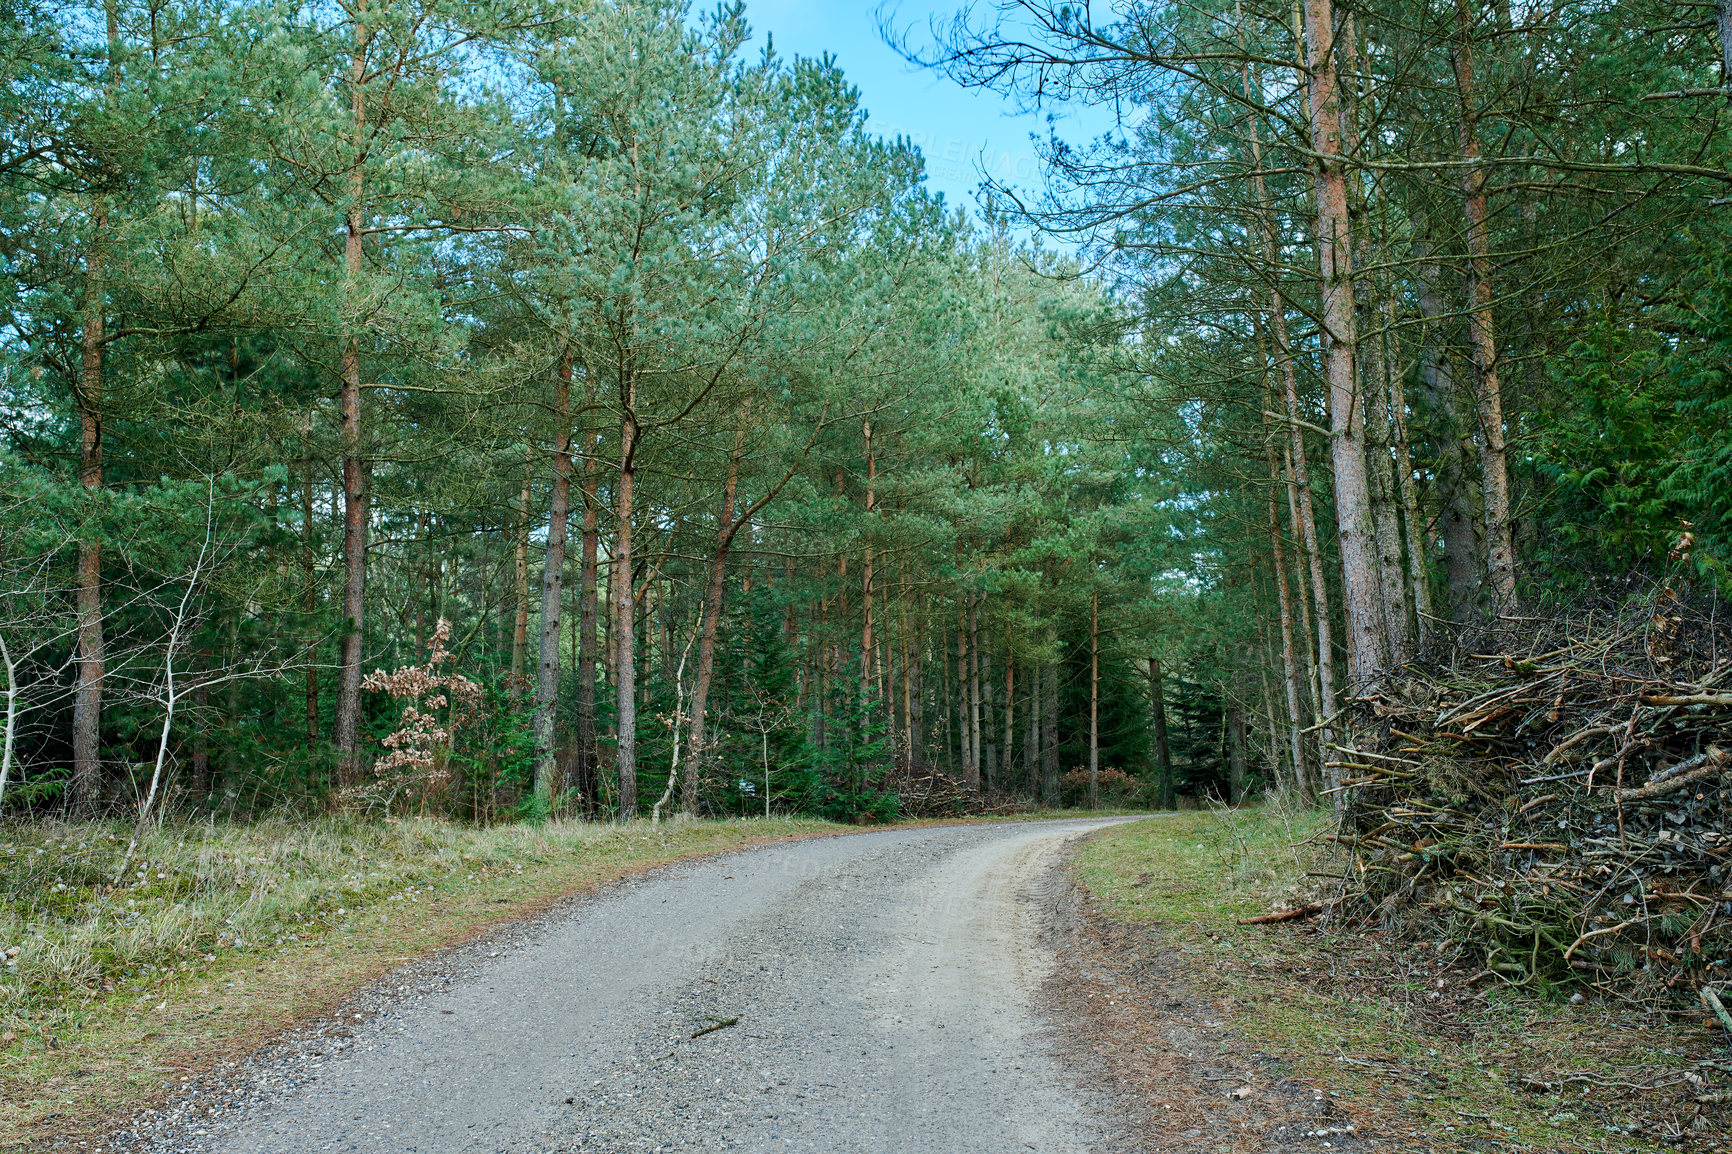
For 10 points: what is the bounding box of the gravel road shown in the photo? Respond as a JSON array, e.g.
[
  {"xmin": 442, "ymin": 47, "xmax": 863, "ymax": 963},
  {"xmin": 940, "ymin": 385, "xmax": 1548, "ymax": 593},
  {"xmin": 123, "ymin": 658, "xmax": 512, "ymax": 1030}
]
[{"xmin": 124, "ymin": 818, "xmax": 1136, "ymax": 1154}]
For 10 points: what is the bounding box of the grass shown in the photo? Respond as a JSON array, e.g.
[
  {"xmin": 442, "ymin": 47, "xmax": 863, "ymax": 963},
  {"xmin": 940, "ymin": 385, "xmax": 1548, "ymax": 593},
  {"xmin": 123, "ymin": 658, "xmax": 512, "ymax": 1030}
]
[
  {"xmin": 0, "ymin": 813, "xmax": 846, "ymax": 1149},
  {"xmin": 1071, "ymin": 803, "xmax": 1729, "ymax": 1152}
]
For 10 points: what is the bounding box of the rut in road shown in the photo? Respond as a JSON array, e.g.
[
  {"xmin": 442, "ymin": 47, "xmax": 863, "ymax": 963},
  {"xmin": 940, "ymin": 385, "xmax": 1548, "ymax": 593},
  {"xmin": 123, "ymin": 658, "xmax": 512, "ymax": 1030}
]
[{"xmin": 133, "ymin": 819, "xmax": 1135, "ymax": 1154}]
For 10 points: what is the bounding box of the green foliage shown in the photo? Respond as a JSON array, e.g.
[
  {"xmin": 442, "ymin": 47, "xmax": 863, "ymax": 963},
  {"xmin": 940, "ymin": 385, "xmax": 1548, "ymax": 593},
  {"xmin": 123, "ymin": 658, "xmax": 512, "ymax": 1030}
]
[
  {"xmin": 1662, "ymin": 257, "xmax": 1732, "ymax": 573},
  {"xmin": 1529, "ymin": 252, "xmax": 1732, "ymax": 592},
  {"xmin": 0, "ymin": 0, "xmax": 1291, "ymax": 829},
  {"xmin": 1530, "ymin": 330, "xmax": 1679, "ymax": 580}
]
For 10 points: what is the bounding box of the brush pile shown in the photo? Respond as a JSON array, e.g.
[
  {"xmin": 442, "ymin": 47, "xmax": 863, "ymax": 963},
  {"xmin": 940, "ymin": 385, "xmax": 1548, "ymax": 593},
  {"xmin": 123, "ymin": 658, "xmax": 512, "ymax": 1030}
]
[
  {"xmin": 883, "ymin": 766, "xmax": 1035, "ymax": 818},
  {"xmin": 1336, "ymin": 586, "xmax": 1732, "ymax": 1005}
]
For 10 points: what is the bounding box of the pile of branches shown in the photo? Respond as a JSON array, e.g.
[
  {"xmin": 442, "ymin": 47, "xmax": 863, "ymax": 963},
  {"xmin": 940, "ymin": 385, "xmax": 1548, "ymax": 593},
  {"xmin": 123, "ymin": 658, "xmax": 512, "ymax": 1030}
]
[
  {"xmin": 1335, "ymin": 585, "xmax": 1732, "ymax": 1006},
  {"xmin": 882, "ymin": 765, "xmax": 1035, "ymax": 819}
]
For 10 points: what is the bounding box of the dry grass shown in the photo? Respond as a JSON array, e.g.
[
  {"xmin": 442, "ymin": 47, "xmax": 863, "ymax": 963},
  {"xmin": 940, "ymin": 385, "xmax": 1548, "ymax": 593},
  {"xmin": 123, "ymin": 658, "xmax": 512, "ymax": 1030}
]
[{"xmin": 1070, "ymin": 804, "xmax": 1732, "ymax": 1152}]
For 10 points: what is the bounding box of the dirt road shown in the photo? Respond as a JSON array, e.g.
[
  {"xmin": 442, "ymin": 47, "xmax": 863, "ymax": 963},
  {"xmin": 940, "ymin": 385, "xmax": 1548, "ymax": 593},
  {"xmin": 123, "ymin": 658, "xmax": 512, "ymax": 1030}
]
[{"xmin": 136, "ymin": 818, "xmax": 1135, "ymax": 1153}]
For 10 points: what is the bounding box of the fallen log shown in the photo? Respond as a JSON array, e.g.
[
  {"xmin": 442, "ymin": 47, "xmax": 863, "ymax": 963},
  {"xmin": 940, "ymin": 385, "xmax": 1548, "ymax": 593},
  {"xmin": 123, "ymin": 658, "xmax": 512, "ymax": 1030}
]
[{"xmin": 1239, "ymin": 904, "xmax": 1322, "ymax": 925}]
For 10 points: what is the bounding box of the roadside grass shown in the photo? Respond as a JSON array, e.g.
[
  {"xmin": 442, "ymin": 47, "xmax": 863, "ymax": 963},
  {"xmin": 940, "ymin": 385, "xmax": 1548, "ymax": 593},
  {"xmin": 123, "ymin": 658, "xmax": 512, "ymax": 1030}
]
[
  {"xmin": 1073, "ymin": 805, "xmax": 1727, "ymax": 1152},
  {"xmin": 0, "ymin": 814, "xmax": 845, "ymax": 1149}
]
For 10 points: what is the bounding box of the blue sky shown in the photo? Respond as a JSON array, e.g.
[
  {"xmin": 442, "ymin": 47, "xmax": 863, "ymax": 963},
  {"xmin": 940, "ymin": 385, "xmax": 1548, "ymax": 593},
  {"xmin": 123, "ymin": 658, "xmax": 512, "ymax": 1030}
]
[{"xmin": 740, "ymin": 2, "xmax": 1108, "ymax": 219}]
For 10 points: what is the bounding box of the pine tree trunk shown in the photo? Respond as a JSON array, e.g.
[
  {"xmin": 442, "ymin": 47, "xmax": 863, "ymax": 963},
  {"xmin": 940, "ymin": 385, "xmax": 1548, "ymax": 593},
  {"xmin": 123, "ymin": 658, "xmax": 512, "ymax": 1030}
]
[
  {"xmin": 1282, "ymin": 447, "xmax": 1323, "ymax": 728},
  {"xmin": 860, "ymin": 421, "xmax": 876, "ymax": 704},
  {"xmin": 333, "ymin": 24, "xmax": 371, "ymax": 789},
  {"xmin": 908, "ymin": 589, "xmax": 925, "ymax": 769},
  {"xmin": 1040, "ymin": 663, "xmax": 1060, "ymax": 806},
  {"xmin": 1378, "ymin": 292, "xmax": 1434, "ymax": 648},
  {"xmin": 1002, "ymin": 653, "xmax": 1014, "ymax": 793},
  {"xmin": 940, "ymin": 619, "xmax": 952, "ymax": 774},
  {"xmin": 1414, "ymin": 229, "xmax": 1485, "ymax": 625},
  {"xmin": 603, "ymin": 548, "xmax": 615, "ymax": 726},
  {"xmin": 1265, "ymin": 431, "xmax": 1312, "ymax": 800},
  {"xmin": 511, "ymin": 449, "xmax": 532, "ymax": 694},
  {"xmin": 878, "ymin": 581, "xmax": 891, "ymax": 727},
  {"xmin": 1259, "ymin": 663, "xmax": 1285, "ymax": 794},
  {"xmin": 614, "ymin": 393, "xmax": 640, "ymax": 818},
  {"xmin": 814, "ymin": 609, "xmax": 829, "ymax": 756},
  {"xmin": 301, "ymin": 420, "xmax": 320, "ymax": 747},
  {"xmin": 1088, "ymin": 588, "xmax": 1099, "ymax": 811},
  {"xmin": 221, "ymin": 616, "xmax": 242, "ymax": 788},
  {"xmin": 954, "ymin": 612, "xmax": 968, "ymax": 778},
  {"xmin": 1386, "ymin": 295, "xmax": 1436, "ymax": 649},
  {"xmin": 72, "ymin": 225, "xmax": 106, "ymax": 811},
  {"xmin": 191, "ymin": 658, "xmax": 210, "ymax": 803},
  {"xmin": 982, "ymin": 673, "xmax": 997, "ymax": 793},
  {"xmin": 1361, "ymin": 319, "xmax": 1412, "ymax": 666},
  {"xmin": 575, "ymin": 433, "xmax": 601, "ymax": 812},
  {"xmin": 533, "ymin": 353, "xmax": 574, "ymax": 806},
  {"xmin": 1339, "ymin": 8, "xmax": 1409, "ymax": 669},
  {"xmin": 1227, "ymin": 703, "xmax": 1248, "ymax": 805},
  {"xmin": 685, "ymin": 427, "xmax": 744, "ymax": 814},
  {"xmin": 966, "ymin": 594, "xmax": 981, "ymax": 790},
  {"xmin": 1300, "ymin": 0, "xmax": 1386, "ymax": 692},
  {"xmin": 1024, "ymin": 661, "xmax": 1039, "ymax": 796},
  {"xmin": 898, "ymin": 574, "xmax": 914, "ymax": 766},
  {"xmin": 1452, "ymin": 0, "xmax": 1519, "ymax": 623},
  {"xmin": 638, "ymin": 563, "xmax": 650, "ymax": 719},
  {"xmin": 1239, "ymin": 41, "xmax": 1335, "ymax": 775},
  {"xmin": 1150, "ymin": 657, "xmax": 1174, "ymax": 809},
  {"xmin": 1720, "ymin": 0, "xmax": 1732, "ymax": 93},
  {"xmin": 1311, "ymin": 41, "xmax": 1378, "ymax": 687}
]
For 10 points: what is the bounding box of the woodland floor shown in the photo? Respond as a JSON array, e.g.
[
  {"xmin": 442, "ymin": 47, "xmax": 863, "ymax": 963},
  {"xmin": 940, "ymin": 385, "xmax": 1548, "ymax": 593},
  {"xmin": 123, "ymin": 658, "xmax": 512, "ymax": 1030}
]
[{"xmin": 1054, "ymin": 809, "xmax": 1732, "ymax": 1153}]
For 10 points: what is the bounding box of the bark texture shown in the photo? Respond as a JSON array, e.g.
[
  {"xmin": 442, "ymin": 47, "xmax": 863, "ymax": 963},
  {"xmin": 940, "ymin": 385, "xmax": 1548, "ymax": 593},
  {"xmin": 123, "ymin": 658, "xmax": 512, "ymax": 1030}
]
[
  {"xmin": 1453, "ymin": 0, "xmax": 1520, "ymax": 622},
  {"xmin": 1302, "ymin": 0, "xmax": 1386, "ymax": 689},
  {"xmin": 684, "ymin": 426, "xmax": 744, "ymax": 814},
  {"xmin": 333, "ymin": 23, "xmax": 371, "ymax": 788},
  {"xmin": 1227, "ymin": 703, "xmax": 1248, "ymax": 804},
  {"xmin": 533, "ymin": 354, "xmax": 575, "ymax": 805},
  {"xmin": 575, "ymin": 432, "xmax": 601, "ymax": 811},
  {"xmin": 1040, "ymin": 662, "xmax": 1059, "ymax": 806},
  {"xmin": 1087, "ymin": 588, "xmax": 1099, "ymax": 811},
  {"xmin": 1414, "ymin": 231, "xmax": 1484, "ymax": 625},
  {"xmin": 614, "ymin": 397, "xmax": 641, "ymax": 817},
  {"xmin": 1150, "ymin": 657, "xmax": 1174, "ymax": 809},
  {"xmin": 72, "ymin": 227, "xmax": 106, "ymax": 810}
]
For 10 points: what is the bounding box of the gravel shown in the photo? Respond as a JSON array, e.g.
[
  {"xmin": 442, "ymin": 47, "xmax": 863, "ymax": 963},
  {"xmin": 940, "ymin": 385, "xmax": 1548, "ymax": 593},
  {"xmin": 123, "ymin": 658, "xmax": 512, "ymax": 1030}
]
[{"xmin": 107, "ymin": 818, "xmax": 1136, "ymax": 1154}]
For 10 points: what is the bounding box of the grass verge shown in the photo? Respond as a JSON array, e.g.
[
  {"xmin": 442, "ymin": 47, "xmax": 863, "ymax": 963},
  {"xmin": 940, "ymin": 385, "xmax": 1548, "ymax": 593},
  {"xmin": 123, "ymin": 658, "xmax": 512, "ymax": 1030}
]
[
  {"xmin": 0, "ymin": 814, "xmax": 846, "ymax": 1149},
  {"xmin": 1070, "ymin": 804, "xmax": 1730, "ymax": 1152}
]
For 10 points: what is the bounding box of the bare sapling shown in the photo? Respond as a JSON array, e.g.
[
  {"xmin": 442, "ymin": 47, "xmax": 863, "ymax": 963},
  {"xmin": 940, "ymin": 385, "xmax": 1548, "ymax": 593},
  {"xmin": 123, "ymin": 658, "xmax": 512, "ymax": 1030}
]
[
  {"xmin": 734, "ymin": 681, "xmax": 794, "ymax": 820},
  {"xmin": 0, "ymin": 508, "xmax": 81, "ymax": 811},
  {"xmin": 118, "ymin": 485, "xmax": 218, "ymax": 880},
  {"xmin": 652, "ymin": 624, "xmax": 700, "ymax": 826},
  {"xmin": 0, "ymin": 629, "xmax": 14, "ymax": 809}
]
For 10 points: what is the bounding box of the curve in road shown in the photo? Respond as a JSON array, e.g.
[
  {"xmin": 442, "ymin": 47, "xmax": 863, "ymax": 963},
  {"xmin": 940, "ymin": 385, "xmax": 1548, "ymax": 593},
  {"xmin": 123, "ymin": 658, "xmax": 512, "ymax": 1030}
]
[{"xmin": 157, "ymin": 818, "xmax": 1134, "ymax": 1154}]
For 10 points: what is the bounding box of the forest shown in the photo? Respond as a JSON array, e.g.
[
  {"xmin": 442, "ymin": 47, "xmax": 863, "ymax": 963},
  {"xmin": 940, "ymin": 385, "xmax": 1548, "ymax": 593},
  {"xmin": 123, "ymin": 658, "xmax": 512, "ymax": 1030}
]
[
  {"xmin": 8, "ymin": 0, "xmax": 1732, "ymax": 1146},
  {"xmin": 0, "ymin": 0, "xmax": 1729, "ymax": 833}
]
